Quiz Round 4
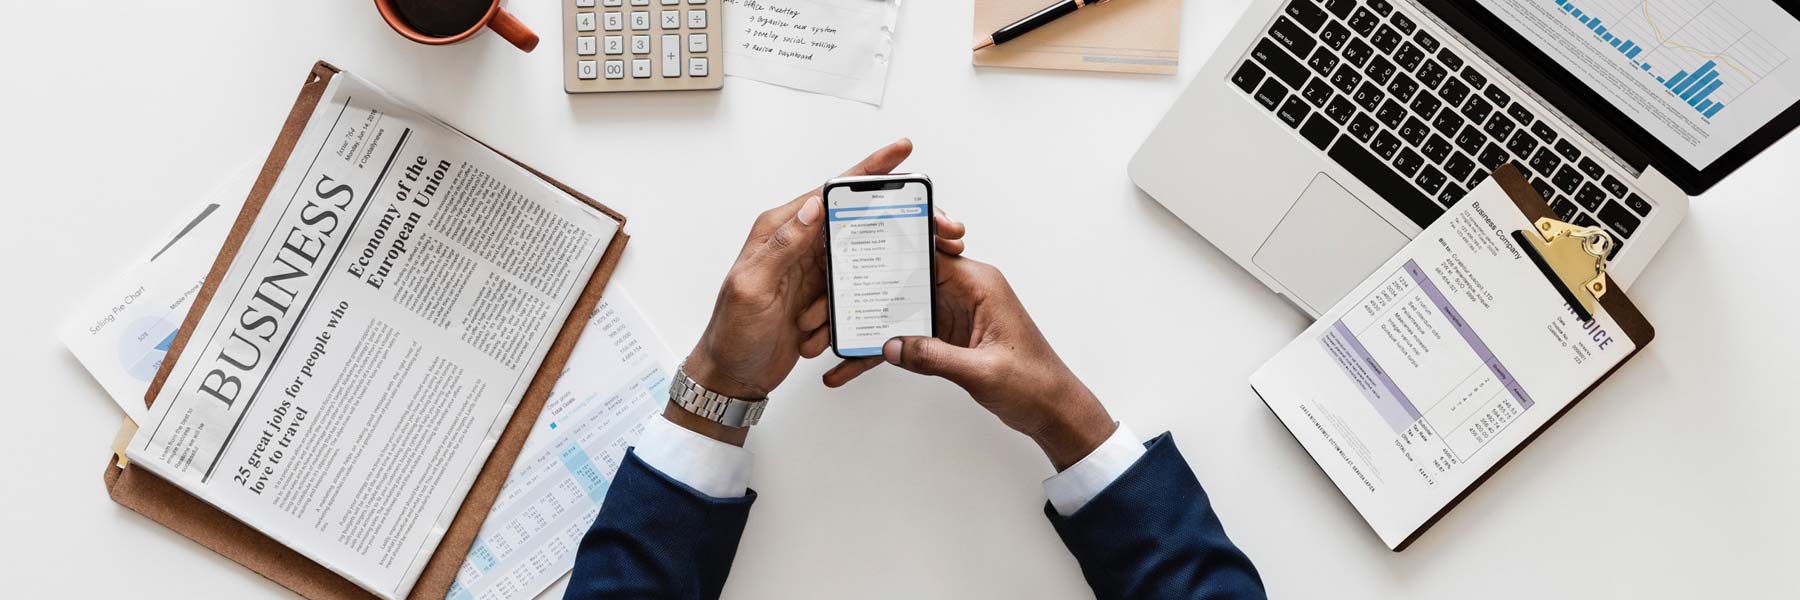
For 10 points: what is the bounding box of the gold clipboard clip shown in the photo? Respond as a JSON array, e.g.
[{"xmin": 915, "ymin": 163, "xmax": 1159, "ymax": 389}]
[{"xmin": 1511, "ymin": 218, "xmax": 1612, "ymax": 322}]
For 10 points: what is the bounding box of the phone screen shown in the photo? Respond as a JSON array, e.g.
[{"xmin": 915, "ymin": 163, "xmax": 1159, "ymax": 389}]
[{"xmin": 825, "ymin": 179, "xmax": 934, "ymax": 357}]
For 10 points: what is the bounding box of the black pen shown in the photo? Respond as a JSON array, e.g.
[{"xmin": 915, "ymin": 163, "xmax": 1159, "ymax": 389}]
[{"xmin": 973, "ymin": 0, "xmax": 1118, "ymax": 51}]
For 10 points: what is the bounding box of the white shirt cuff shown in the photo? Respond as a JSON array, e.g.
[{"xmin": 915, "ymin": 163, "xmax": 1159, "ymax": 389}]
[
  {"xmin": 631, "ymin": 414, "xmax": 754, "ymax": 499},
  {"xmin": 1043, "ymin": 423, "xmax": 1146, "ymax": 517}
]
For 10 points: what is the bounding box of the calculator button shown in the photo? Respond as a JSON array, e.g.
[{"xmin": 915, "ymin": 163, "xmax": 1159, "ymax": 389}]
[
  {"xmin": 578, "ymin": 60, "xmax": 599, "ymax": 79},
  {"xmin": 661, "ymin": 10, "xmax": 680, "ymax": 29},
  {"xmin": 689, "ymin": 57, "xmax": 709, "ymax": 77},
  {"xmin": 631, "ymin": 0, "xmax": 649, "ymax": 5},
  {"xmin": 688, "ymin": 0, "xmax": 705, "ymax": 4},
  {"xmin": 577, "ymin": 36, "xmax": 596, "ymax": 55},
  {"xmin": 632, "ymin": 58, "xmax": 652, "ymax": 78},
  {"xmin": 631, "ymin": 35, "xmax": 651, "ymax": 53},
  {"xmin": 631, "ymin": 11, "xmax": 650, "ymax": 30},
  {"xmin": 688, "ymin": 33, "xmax": 707, "ymax": 53},
  {"xmin": 687, "ymin": 9, "xmax": 707, "ymax": 29},
  {"xmin": 662, "ymin": 0, "xmax": 680, "ymax": 5},
  {"xmin": 604, "ymin": 35, "xmax": 623, "ymax": 54},
  {"xmin": 576, "ymin": 12, "xmax": 597, "ymax": 31},
  {"xmin": 603, "ymin": 0, "xmax": 622, "ymax": 5},
  {"xmin": 662, "ymin": 35, "xmax": 682, "ymax": 77},
  {"xmin": 577, "ymin": 0, "xmax": 595, "ymax": 7},
  {"xmin": 603, "ymin": 12, "xmax": 623, "ymax": 30},
  {"xmin": 605, "ymin": 60, "xmax": 625, "ymax": 79}
]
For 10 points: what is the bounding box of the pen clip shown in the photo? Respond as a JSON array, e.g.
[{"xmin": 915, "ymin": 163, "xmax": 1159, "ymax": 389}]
[{"xmin": 1512, "ymin": 218, "xmax": 1612, "ymax": 322}]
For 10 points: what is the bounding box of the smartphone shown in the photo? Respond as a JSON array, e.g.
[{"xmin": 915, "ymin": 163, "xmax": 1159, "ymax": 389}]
[{"xmin": 822, "ymin": 174, "xmax": 936, "ymax": 358}]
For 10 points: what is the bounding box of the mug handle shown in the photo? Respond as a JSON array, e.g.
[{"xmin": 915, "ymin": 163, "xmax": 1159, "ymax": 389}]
[{"xmin": 487, "ymin": 8, "xmax": 539, "ymax": 52}]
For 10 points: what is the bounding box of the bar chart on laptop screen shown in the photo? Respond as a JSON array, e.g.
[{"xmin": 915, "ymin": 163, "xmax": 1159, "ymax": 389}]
[{"xmin": 1552, "ymin": 0, "xmax": 1789, "ymax": 120}]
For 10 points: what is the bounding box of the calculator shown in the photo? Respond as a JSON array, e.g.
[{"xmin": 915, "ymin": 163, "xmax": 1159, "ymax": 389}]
[{"xmin": 563, "ymin": 0, "xmax": 723, "ymax": 93}]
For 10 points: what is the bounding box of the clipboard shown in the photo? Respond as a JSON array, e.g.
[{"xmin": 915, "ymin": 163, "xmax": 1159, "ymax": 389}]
[
  {"xmin": 1390, "ymin": 163, "xmax": 1655, "ymax": 550},
  {"xmin": 100, "ymin": 61, "xmax": 631, "ymax": 600}
]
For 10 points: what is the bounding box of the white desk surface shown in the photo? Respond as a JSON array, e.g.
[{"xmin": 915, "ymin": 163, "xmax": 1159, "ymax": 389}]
[{"xmin": 6, "ymin": 1, "xmax": 1798, "ymax": 598}]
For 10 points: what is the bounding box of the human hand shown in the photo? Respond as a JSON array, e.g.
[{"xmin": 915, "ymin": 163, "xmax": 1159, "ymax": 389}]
[
  {"xmin": 677, "ymin": 139, "xmax": 967, "ymax": 444},
  {"xmin": 822, "ymin": 256, "xmax": 1114, "ymax": 471}
]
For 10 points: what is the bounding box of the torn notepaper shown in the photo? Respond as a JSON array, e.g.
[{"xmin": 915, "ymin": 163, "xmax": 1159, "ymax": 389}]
[{"xmin": 722, "ymin": 0, "xmax": 900, "ymax": 105}]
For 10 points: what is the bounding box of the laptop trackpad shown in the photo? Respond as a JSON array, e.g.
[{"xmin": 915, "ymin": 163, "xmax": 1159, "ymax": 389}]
[{"xmin": 1253, "ymin": 174, "xmax": 1410, "ymax": 313}]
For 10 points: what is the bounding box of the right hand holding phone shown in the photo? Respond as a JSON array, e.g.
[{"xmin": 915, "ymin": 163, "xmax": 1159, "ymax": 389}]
[{"xmin": 824, "ymin": 255, "xmax": 1116, "ymax": 471}]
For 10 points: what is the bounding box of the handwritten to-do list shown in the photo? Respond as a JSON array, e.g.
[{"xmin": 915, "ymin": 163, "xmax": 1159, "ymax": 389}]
[{"xmin": 722, "ymin": 0, "xmax": 900, "ymax": 105}]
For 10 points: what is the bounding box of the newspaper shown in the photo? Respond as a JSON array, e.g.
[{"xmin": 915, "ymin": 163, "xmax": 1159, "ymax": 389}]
[
  {"xmin": 125, "ymin": 72, "xmax": 619, "ymax": 599},
  {"xmin": 447, "ymin": 289, "xmax": 672, "ymax": 600}
]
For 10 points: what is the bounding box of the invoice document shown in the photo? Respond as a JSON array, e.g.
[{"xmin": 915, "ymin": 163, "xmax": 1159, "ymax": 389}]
[{"xmin": 1252, "ymin": 174, "xmax": 1639, "ymax": 549}]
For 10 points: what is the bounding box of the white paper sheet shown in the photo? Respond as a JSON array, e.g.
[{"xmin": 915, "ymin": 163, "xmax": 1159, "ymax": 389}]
[
  {"xmin": 722, "ymin": 0, "xmax": 901, "ymax": 105},
  {"xmin": 59, "ymin": 163, "xmax": 254, "ymax": 421},
  {"xmin": 447, "ymin": 289, "xmax": 674, "ymax": 600}
]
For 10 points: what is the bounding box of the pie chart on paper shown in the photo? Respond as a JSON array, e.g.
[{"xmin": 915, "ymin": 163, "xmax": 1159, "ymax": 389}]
[{"xmin": 118, "ymin": 316, "xmax": 181, "ymax": 383}]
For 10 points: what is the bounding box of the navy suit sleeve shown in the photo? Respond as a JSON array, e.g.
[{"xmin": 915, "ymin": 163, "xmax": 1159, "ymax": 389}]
[
  {"xmin": 565, "ymin": 449, "xmax": 753, "ymax": 600},
  {"xmin": 1046, "ymin": 432, "xmax": 1265, "ymax": 600}
]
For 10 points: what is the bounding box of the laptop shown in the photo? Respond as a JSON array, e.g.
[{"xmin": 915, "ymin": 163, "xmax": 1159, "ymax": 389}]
[{"xmin": 1131, "ymin": 0, "xmax": 1800, "ymax": 316}]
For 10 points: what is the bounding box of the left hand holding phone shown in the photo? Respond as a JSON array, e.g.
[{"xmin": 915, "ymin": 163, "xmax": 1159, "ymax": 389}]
[{"xmin": 677, "ymin": 139, "xmax": 968, "ymax": 445}]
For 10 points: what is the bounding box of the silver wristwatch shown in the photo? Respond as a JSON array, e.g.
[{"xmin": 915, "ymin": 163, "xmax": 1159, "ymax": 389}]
[{"xmin": 669, "ymin": 363, "xmax": 768, "ymax": 428}]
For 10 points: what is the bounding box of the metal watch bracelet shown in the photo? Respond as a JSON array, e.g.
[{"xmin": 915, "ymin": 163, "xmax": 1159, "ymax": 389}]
[{"xmin": 669, "ymin": 363, "xmax": 768, "ymax": 428}]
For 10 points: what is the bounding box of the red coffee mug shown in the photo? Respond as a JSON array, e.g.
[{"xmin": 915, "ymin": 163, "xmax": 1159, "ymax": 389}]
[{"xmin": 373, "ymin": 0, "xmax": 540, "ymax": 53}]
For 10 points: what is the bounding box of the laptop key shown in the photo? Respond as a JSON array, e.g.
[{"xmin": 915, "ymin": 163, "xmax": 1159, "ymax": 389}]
[
  {"xmin": 1278, "ymin": 96, "xmax": 1312, "ymax": 127},
  {"xmin": 1430, "ymin": 108, "xmax": 1464, "ymax": 137},
  {"xmin": 1530, "ymin": 177, "xmax": 1556, "ymax": 202},
  {"xmin": 1601, "ymin": 175, "xmax": 1628, "ymax": 197},
  {"xmin": 1394, "ymin": 147, "xmax": 1425, "ymax": 177},
  {"xmin": 1416, "ymin": 166, "xmax": 1447, "ymax": 194},
  {"xmin": 1507, "ymin": 104, "xmax": 1534, "ymax": 126},
  {"xmin": 1327, "ymin": 139, "xmax": 1443, "ymax": 228},
  {"xmin": 1421, "ymin": 135, "xmax": 1454, "ymax": 163},
  {"xmin": 1506, "ymin": 129, "xmax": 1540, "ymax": 158},
  {"xmin": 1323, "ymin": 0, "xmax": 1355, "ymax": 19},
  {"xmin": 1467, "ymin": 169, "xmax": 1491, "ymax": 187},
  {"xmin": 1348, "ymin": 112, "xmax": 1379, "ymax": 141},
  {"xmin": 1578, "ymin": 156, "xmax": 1604, "ymax": 179},
  {"xmin": 1459, "ymin": 66, "xmax": 1488, "ymax": 88},
  {"xmin": 1623, "ymin": 192, "xmax": 1653, "ymax": 216},
  {"xmin": 1573, "ymin": 213, "xmax": 1600, "ymax": 229},
  {"xmin": 1320, "ymin": 21, "xmax": 1352, "ymax": 50},
  {"xmin": 1300, "ymin": 114, "xmax": 1339, "ymax": 149},
  {"xmin": 1254, "ymin": 78, "xmax": 1289, "ymax": 110},
  {"xmin": 1348, "ymin": 7, "xmax": 1379, "ymax": 36},
  {"xmin": 1353, "ymin": 81, "xmax": 1384, "ymax": 111},
  {"xmin": 1530, "ymin": 121, "xmax": 1558, "ymax": 144},
  {"xmin": 1398, "ymin": 116, "xmax": 1429, "ymax": 145},
  {"xmin": 1574, "ymin": 182, "xmax": 1607, "ymax": 210},
  {"xmin": 1371, "ymin": 130, "xmax": 1402, "ymax": 158},
  {"xmin": 1528, "ymin": 147, "xmax": 1562, "ymax": 177},
  {"xmin": 1366, "ymin": 56, "xmax": 1397, "ymax": 84},
  {"xmin": 1599, "ymin": 200, "xmax": 1641, "ymax": 238},
  {"xmin": 1325, "ymin": 95, "xmax": 1357, "ymax": 124},
  {"xmin": 1387, "ymin": 73, "xmax": 1419, "ymax": 102},
  {"xmin": 1408, "ymin": 91, "xmax": 1441, "ymax": 118},
  {"xmin": 1376, "ymin": 99, "xmax": 1407, "ymax": 128},
  {"xmin": 1233, "ymin": 61, "xmax": 1267, "ymax": 93},
  {"xmin": 1393, "ymin": 42, "xmax": 1425, "ymax": 71},
  {"xmin": 1478, "ymin": 143, "xmax": 1509, "ymax": 170},
  {"xmin": 1444, "ymin": 152, "xmax": 1475, "ymax": 181},
  {"xmin": 1453, "ymin": 125, "xmax": 1485, "ymax": 155},
  {"xmin": 1415, "ymin": 59, "xmax": 1448, "ymax": 89},
  {"xmin": 1303, "ymin": 77, "xmax": 1334, "ymax": 106},
  {"xmin": 1391, "ymin": 12, "xmax": 1417, "ymax": 34},
  {"xmin": 1308, "ymin": 48, "xmax": 1340, "ymax": 75},
  {"xmin": 1550, "ymin": 196, "xmax": 1580, "ymax": 220},
  {"xmin": 1436, "ymin": 49, "xmax": 1464, "ymax": 72},
  {"xmin": 1344, "ymin": 39, "xmax": 1374, "ymax": 68},
  {"xmin": 1330, "ymin": 65, "xmax": 1363, "ymax": 93},
  {"xmin": 1285, "ymin": 0, "xmax": 1328, "ymax": 30},
  {"xmin": 1366, "ymin": 0, "xmax": 1392, "ymax": 16},
  {"xmin": 1438, "ymin": 182, "xmax": 1466, "ymax": 206},
  {"xmin": 1414, "ymin": 30, "xmax": 1440, "ymax": 53},
  {"xmin": 1371, "ymin": 25, "xmax": 1403, "ymax": 53},
  {"xmin": 1554, "ymin": 138, "xmax": 1581, "ymax": 161},
  {"xmin": 1482, "ymin": 113, "xmax": 1516, "ymax": 141},
  {"xmin": 1483, "ymin": 85, "xmax": 1510, "ymax": 106},
  {"xmin": 1269, "ymin": 17, "xmax": 1317, "ymax": 58},
  {"xmin": 1439, "ymin": 78, "xmax": 1470, "ymax": 105},
  {"xmin": 1253, "ymin": 39, "xmax": 1311, "ymax": 88},
  {"xmin": 1460, "ymin": 95, "xmax": 1493, "ymax": 123},
  {"xmin": 1551, "ymin": 164, "xmax": 1583, "ymax": 195}
]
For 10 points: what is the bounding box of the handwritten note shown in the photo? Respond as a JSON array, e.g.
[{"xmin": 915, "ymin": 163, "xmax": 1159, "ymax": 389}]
[{"xmin": 722, "ymin": 0, "xmax": 900, "ymax": 105}]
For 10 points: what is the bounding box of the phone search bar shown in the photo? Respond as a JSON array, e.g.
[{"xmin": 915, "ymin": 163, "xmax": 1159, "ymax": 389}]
[{"xmin": 834, "ymin": 206, "xmax": 924, "ymax": 218}]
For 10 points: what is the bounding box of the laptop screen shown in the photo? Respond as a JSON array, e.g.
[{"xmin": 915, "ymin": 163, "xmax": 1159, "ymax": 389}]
[{"xmin": 1475, "ymin": 0, "xmax": 1800, "ymax": 171}]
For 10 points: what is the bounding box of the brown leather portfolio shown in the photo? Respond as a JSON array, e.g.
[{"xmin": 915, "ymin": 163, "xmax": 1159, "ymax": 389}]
[{"xmin": 102, "ymin": 61, "xmax": 630, "ymax": 600}]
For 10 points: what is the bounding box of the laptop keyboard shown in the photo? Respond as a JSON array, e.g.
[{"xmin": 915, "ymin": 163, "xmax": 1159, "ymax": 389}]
[{"xmin": 1232, "ymin": 0, "xmax": 1655, "ymax": 256}]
